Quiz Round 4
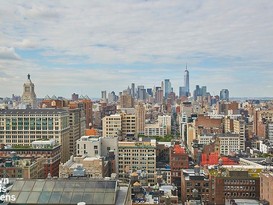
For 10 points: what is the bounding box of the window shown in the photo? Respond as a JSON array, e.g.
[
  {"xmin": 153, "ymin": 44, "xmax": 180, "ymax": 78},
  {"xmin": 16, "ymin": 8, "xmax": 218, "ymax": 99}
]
[{"xmin": 94, "ymin": 145, "xmax": 98, "ymax": 149}]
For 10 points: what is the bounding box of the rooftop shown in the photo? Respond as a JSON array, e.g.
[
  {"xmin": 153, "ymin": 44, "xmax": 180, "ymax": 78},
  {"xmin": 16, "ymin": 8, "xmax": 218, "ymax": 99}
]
[
  {"xmin": 208, "ymin": 166, "xmax": 262, "ymax": 178},
  {"xmin": 79, "ymin": 136, "xmax": 100, "ymax": 142},
  {"xmin": 0, "ymin": 109, "xmax": 68, "ymax": 115},
  {"xmin": 173, "ymin": 144, "xmax": 186, "ymax": 154},
  {"xmin": 8, "ymin": 178, "xmax": 122, "ymax": 205}
]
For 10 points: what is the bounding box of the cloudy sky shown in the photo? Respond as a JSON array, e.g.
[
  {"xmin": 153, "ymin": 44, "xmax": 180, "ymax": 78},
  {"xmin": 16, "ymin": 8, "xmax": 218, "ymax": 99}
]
[{"xmin": 0, "ymin": 0, "xmax": 273, "ymax": 99}]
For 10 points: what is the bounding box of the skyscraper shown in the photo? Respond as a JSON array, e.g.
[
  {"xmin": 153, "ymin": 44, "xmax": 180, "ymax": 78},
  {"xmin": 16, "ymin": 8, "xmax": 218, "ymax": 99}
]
[
  {"xmin": 101, "ymin": 90, "xmax": 107, "ymax": 102},
  {"xmin": 179, "ymin": 86, "xmax": 187, "ymax": 97},
  {"xmin": 184, "ymin": 65, "xmax": 190, "ymax": 97},
  {"xmin": 164, "ymin": 79, "xmax": 171, "ymax": 98},
  {"xmin": 135, "ymin": 102, "xmax": 146, "ymax": 135},
  {"xmin": 131, "ymin": 83, "xmax": 135, "ymax": 98},
  {"xmin": 137, "ymin": 85, "xmax": 144, "ymax": 99},
  {"xmin": 220, "ymin": 89, "xmax": 229, "ymax": 101}
]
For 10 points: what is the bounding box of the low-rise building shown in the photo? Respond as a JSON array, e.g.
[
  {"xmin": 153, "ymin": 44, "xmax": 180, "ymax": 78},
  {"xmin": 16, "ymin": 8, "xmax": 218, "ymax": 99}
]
[
  {"xmin": 59, "ymin": 155, "xmax": 109, "ymax": 178},
  {"xmin": 76, "ymin": 134, "xmax": 118, "ymax": 174},
  {"xmin": 181, "ymin": 166, "xmax": 211, "ymax": 204},
  {"xmin": 199, "ymin": 134, "xmax": 241, "ymax": 156},
  {"xmin": 0, "ymin": 139, "xmax": 61, "ymax": 177},
  {"xmin": 144, "ymin": 123, "xmax": 167, "ymax": 137},
  {"xmin": 0, "ymin": 157, "xmax": 45, "ymax": 179}
]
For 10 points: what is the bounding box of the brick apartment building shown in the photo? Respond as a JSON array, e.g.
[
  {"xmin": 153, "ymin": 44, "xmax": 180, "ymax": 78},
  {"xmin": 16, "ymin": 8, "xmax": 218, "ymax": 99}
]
[
  {"xmin": 170, "ymin": 143, "xmax": 189, "ymax": 197},
  {"xmin": 0, "ymin": 139, "xmax": 61, "ymax": 177},
  {"xmin": 209, "ymin": 168, "xmax": 260, "ymax": 205}
]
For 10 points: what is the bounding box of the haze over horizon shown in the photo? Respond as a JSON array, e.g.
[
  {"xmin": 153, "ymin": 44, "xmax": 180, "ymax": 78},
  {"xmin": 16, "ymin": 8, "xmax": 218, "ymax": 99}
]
[{"xmin": 0, "ymin": 1, "xmax": 273, "ymax": 98}]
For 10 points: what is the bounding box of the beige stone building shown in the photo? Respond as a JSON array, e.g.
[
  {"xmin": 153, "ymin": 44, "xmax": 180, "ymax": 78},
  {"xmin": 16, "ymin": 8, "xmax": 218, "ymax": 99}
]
[
  {"xmin": 158, "ymin": 115, "xmax": 172, "ymax": 135},
  {"xmin": 118, "ymin": 138, "xmax": 157, "ymax": 185},
  {"xmin": 64, "ymin": 108, "xmax": 85, "ymax": 156},
  {"xmin": 144, "ymin": 123, "xmax": 167, "ymax": 137},
  {"xmin": 260, "ymin": 171, "xmax": 273, "ymax": 204},
  {"xmin": 102, "ymin": 113, "xmax": 136, "ymax": 138},
  {"xmin": 135, "ymin": 102, "xmax": 146, "ymax": 135},
  {"xmin": 121, "ymin": 112, "xmax": 136, "ymax": 137},
  {"xmin": 234, "ymin": 119, "xmax": 246, "ymax": 151},
  {"xmin": 102, "ymin": 114, "xmax": 122, "ymax": 137},
  {"xmin": 0, "ymin": 109, "xmax": 70, "ymax": 163},
  {"xmin": 120, "ymin": 92, "xmax": 134, "ymax": 108}
]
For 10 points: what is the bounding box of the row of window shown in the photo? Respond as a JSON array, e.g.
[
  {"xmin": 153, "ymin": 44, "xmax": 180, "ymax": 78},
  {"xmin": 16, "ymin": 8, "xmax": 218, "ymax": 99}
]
[
  {"xmin": 186, "ymin": 182, "xmax": 209, "ymax": 187},
  {"xmin": 224, "ymin": 192, "xmax": 256, "ymax": 197},
  {"xmin": 119, "ymin": 161, "xmax": 155, "ymax": 165},
  {"xmin": 119, "ymin": 149, "xmax": 155, "ymax": 152},
  {"xmin": 224, "ymin": 186, "xmax": 255, "ymax": 191},
  {"xmin": 4, "ymin": 135, "xmax": 55, "ymax": 139},
  {"xmin": 186, "ymin": 188, "xmax": 209, "ymax": 193},
  {"xmin": 224, "ymin": 179, "xmax": 256, "ymax": 184},
  {"xmin": 121, "ymin": 153, "xmax": 155, "ymax": 156}
]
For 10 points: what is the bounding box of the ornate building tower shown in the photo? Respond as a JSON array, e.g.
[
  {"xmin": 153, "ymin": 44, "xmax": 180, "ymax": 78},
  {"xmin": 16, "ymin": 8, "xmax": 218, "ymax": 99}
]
[{"xmin": 21, "ymin": 74, "xmax": 37, "ymax": 108}]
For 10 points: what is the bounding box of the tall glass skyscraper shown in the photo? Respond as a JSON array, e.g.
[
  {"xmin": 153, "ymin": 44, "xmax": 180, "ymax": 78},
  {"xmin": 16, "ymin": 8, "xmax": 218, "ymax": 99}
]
[
  {"xmin": 220, "ymin": 89, "xmax": 229, "ymax": 101},
  {"xmin": 184, "ymin": 65, "xmax": 190, "ymax": 97},
  {"xmin": 164, "ymin": 79, "xmax": 171, "ymax": 98}
]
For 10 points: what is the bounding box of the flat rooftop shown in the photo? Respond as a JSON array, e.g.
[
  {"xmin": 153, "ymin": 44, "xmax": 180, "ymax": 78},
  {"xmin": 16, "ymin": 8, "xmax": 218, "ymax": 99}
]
[{"xmin": 0, "ymin": 109, "xmax": 68, "ymax": 115}]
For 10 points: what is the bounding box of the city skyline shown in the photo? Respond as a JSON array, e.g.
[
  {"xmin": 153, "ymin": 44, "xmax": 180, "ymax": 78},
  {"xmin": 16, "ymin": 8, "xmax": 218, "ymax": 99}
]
[{"xmin": 0, "ymin": 1, "xmax": 273, "ymax": 98}]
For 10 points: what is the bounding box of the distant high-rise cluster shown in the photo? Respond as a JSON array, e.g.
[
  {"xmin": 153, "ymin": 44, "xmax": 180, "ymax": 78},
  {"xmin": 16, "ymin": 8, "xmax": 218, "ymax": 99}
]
[{"xmin": 193, "ymin": 85, "xmax": 208, "ymax": 101}]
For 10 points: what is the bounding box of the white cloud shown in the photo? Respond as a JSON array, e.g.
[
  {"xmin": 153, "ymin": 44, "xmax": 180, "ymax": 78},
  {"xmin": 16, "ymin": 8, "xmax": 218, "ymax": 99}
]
[
  {"xmin": 0, "ymin": 0, "xmax": 273, "ymax": 97},
  {"xmin": 15, "ymin": 39, "xmax": 37, "ymax": 49},
  {"xmin": 0, "ymin": 47, "xmax": 20, "ymax": 60}
]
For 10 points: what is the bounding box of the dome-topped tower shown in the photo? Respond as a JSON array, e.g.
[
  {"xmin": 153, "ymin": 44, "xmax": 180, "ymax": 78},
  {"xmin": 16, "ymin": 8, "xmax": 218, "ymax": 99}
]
[{"xmin": 21, "ymin": 74, "xmax": 37, "ymax": 108}]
